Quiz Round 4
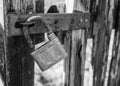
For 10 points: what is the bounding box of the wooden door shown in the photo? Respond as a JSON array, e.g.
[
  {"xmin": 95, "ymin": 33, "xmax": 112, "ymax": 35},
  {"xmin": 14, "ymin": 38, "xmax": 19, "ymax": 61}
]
[
  {"xmin": 1, "ymin": 0, "xmax": 120, "ymax": 86},
  {"xmin": 1, "ymin": 0, "xmax": 89, "ymax": 86}
]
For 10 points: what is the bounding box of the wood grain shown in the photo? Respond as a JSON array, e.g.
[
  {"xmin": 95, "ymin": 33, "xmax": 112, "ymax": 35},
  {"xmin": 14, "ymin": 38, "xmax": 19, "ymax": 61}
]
[
  {"xmin": 4, "ymin": 0, "xmax": 44, "ymax": 86},
  {"xmin": 66, "ymin": 0, "xmax": 89, "ymax": 86},
  {"xmin": 64, "ymin": 31, "xmax": 71, "ymax": 86},
  {"xmin": 90, "ymin": 0, "xmax": 117, "ymax": 86},
  {"xmin": 108, "ymin": 1, "xmax": 120, "ymax": 86}
]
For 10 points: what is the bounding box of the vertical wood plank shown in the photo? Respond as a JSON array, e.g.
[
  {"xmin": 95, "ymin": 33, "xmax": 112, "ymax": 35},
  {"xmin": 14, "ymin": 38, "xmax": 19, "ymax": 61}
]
[
  {"xmin": 7, "ymin": 0, "xmax": 35, "ymax": 14},
  {"xmin": 64, "ymin": 31, "xmax": 72, "ymax": 86},
  {"xmin": 0, "ymin": 0, "xmax": 7, "ymax": 86},
  {"xmin": 0, "ymin": 23, "xmax": 5, "ymax": 86},
  {"xmin": 90, "ymin": 0, "xmax": 117, "ymax": 86},
  {"xmin": 6, "ymin": 36, "xmax": 34, "ymax": 86},
  {"xmin": 35, "ymin": 0, "xmax": 44, "ymax": 13},
  {"xmin": 4, "ymin": 0, "xmax": 44, "ymax": 86},
  {"xmin": 72, "ymin": 0, "xmax": 88, "ymax": 86},
  {"xmin": 66, "ymin": 0, "xmax": 88, "ymax": 86},
  {"xmin": 70, "ymin": 30, "xmax": 82, "ymax": 86},
  {"xmin": 108, "ymin": 1, "xmax": 120, "ymax": 86},
  {"xmin": 65, "ymin": 0, "xmax": 74, "ymax": 86},
  {"xmin": 70, "ymin": 30, "xmax": 86, "ymax": 86}
]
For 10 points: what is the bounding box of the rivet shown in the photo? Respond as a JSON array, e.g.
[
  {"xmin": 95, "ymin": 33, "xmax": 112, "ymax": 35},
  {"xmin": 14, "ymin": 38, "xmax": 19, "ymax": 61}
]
[
  {"xmin": 85, "ymin": 19, "xmax": 88, "ymax": 23},
  {"xmin": 78, "ymin": 18, "xmax": 83, "ymax": 26}
]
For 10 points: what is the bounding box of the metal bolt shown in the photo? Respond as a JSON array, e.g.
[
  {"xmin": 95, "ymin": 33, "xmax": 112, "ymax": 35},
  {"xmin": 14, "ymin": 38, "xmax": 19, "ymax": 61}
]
[
  {"xmin": 85, "ymin": 19, "xmax": 88, "ymax": 23},
  {"xmin": 80, "ymin": 18, "xmax": 83, "ymax": 23},
  {"xmin": 78, "ymin": 18, "xmax": 83, "ymax": 26}
]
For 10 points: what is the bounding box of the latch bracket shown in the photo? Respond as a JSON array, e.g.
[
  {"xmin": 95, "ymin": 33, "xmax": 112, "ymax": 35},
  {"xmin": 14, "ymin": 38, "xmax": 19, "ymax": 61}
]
[{"xmin": 8, "ymin": 13, "xmax": 90, "ymax": 36}]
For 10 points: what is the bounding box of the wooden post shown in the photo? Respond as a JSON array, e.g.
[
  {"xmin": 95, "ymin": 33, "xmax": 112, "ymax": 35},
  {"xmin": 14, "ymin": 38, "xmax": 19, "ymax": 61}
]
[
  {"xmin": 0, "ymin": 0, "xmax": 6, "ymax": 86},
  {"xmin": 0, "ymin": 0, "xmax": 4, "ymax": 28},
  {"xmin": 3, "ymin": 0, "xmax": 44, "ymax": 86},
  {"xmin": 90, "ymin": 0, "xmax": 118, "ymax": 86}
]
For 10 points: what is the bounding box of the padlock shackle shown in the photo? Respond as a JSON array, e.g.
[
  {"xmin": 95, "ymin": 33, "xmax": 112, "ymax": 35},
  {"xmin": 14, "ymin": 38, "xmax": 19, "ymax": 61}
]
[
  {"xmin": 27, "ymin": 16, "xmax": 52, "ymax": 34},
  {"xmin": 21, "ymin": 16, "xmax": 53, "ymax": 48}
]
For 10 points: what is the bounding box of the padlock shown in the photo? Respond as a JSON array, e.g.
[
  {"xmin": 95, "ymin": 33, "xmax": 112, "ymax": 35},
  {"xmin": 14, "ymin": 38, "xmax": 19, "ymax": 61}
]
[{"xmin": 22, "ymin": 16, "xmax": 68, "ymax": 71}]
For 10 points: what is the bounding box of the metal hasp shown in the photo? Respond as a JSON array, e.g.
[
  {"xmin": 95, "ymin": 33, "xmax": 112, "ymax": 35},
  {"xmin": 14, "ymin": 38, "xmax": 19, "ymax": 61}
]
[{"xmin": 7, "ymin": 13, "xmax": 90, "ymax": 37}]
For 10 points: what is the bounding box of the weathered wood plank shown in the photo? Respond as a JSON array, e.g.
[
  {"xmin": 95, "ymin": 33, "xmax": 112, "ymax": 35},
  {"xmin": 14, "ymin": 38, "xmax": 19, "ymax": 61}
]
[
  {"xmin": 108, "ymin": 1, "xmax": 120, "ymax": 86},
  {"xmin": 107, "ymin": 30, "xmax": 120, "ymax": 86},
  {"xmin": 0, "ymin": 24, "xmax": 5, "ymax": 85},
  {"xmin": 7, "ymin": 36, "xmax": 33, "ymax": 86},
  {"xmin": 4, "ymin": 0, "xmax": 44, "ymax": 86},
  {"xmin": 90, "ymin": 0, "xmax": 117, "ymax": 86},
  {"xmin": 69, "ymin": 30, "xmax": 82, "ymax": 86},
  {"xmin": 6, "ymin": 34, "xmax": 44, "ymax": 86},
  {"xmin": 0, "ymin": 0, "xmax": 7, "ymax": 86},
  {"xmin": 36, "ymin": 0, "xmax": 44, "ymax": 13},
  {"xmin": 92, "ymin": 2, "xmax": 108, "ymax": 86},
  {"xmin": 64, "ymin": 31, "xmax": 71, "ymax": 86},
  {"xmin": 66, "ymin": 0, "xmax": 88, "ymax": 86},
  {"xmin": 6, "ymin": 0, "xmax": 35, "ymax": 13}
]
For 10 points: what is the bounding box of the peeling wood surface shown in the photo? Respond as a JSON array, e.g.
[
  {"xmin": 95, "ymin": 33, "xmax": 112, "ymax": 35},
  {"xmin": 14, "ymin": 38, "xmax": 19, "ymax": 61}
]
[
  {"xmin": 0, "ymin": 0, "xmax": 6, "ymax": 86},
  {"xmin": 84, "ymin": 39, "xmax": 93, "ymax": 86},
  {"xmin": 91, "ymin": 0, "xmax": 110, "ymax": 85},
  {"xmin": 6, "ymin": 0, "xmax": 35, "ymax": 13},
  {"xmin": 6, "ymin": 36, "xmax": 34, "ymax": 86},
  {"xmin": 90, "ymin": 0, "xmax": 119, "ymax": 86},
  {"xmin": 0, "ymin": 24, "xmax": 5, "ymax": 84},
  {"xmin": 65, "ymin": 0, "xmax": 120, "ymax": 86},
  {"xmin": 66, "ymin": 1, "xmax": 88, "ymax": 86},
  {"xmin": 64, "ymin": 31, "xmax": 71, "ymax": 86},
  {"xmin": 70, "ymin": 30, "xmax": 82, "ymax": 86},
  {"xmin": 108, "ymin": 1, "xmax": 120, "ymax": 86}
]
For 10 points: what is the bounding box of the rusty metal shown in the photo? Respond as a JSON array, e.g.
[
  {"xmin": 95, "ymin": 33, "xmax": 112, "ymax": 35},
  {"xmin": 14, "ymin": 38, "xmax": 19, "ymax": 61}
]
[
  {"xmin": 22, "ymin": 25, "xmax": 33, "ymax": 48},
  {"xmin": 8, "ymin": 13, "xmax": 90, "ymax": 37},
  {"xmin": 31, "ymin": 33, "xmax": 68, "ymax": 71},
  {"xmin": 21, "ymin": 16, "xmax": 68, "ymax": 71}
]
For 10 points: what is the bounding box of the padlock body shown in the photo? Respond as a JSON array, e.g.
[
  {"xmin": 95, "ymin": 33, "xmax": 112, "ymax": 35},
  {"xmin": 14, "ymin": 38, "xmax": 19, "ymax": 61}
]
[{"xmin": 31, "ymin": 33, "xmax": 67, "ymax": 71}]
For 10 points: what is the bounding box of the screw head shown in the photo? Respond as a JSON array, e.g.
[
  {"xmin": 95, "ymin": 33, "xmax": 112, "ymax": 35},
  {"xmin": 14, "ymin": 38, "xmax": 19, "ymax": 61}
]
[{"xmin": 85, "ymin": 19, "xmax": 88, "ymax": 23}]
